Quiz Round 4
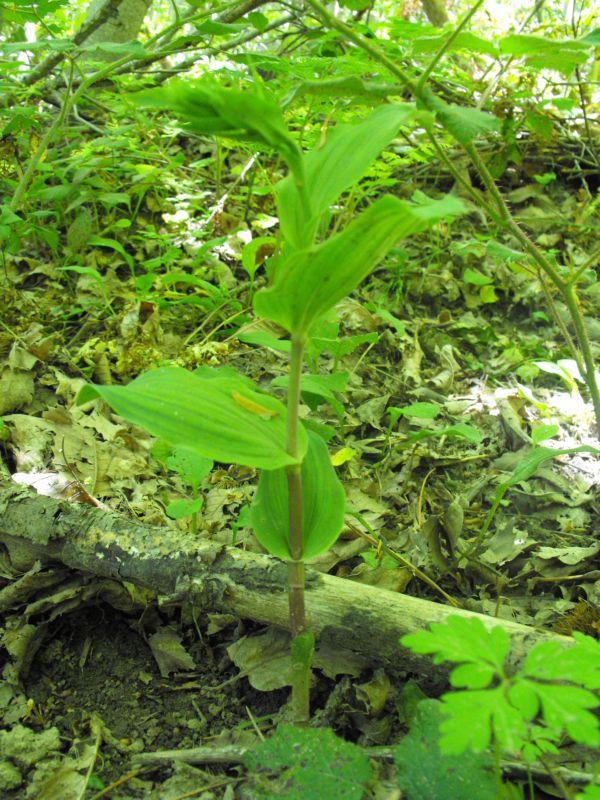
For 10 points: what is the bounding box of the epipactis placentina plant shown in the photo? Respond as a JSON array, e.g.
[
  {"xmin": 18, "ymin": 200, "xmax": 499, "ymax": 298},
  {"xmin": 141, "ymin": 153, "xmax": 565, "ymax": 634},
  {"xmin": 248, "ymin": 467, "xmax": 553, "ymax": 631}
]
[{"xmin": 77, "ymin": 80, "xmax": 465, "ymax": 722}]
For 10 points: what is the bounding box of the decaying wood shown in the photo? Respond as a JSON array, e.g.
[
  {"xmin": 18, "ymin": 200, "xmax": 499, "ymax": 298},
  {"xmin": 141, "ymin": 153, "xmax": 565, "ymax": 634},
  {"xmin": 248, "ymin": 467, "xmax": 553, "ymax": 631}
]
[{"xmin": 0, "ymin": 478, "xmax": 571, "ymax": 684}]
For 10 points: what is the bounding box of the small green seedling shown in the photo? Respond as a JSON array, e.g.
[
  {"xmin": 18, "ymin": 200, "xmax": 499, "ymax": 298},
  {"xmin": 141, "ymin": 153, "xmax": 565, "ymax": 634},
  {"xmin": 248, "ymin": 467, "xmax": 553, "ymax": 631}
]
[
  {"xmin": 77, "ymin": 80, "xmax": 464, "ymax": 722},
  {"xmin": 152, "ymin": 440, "xmax": 213, "ymax": 534},
  {"xmin": 401, "ymin": 615, "xmax": 600, "ymax": 786}
]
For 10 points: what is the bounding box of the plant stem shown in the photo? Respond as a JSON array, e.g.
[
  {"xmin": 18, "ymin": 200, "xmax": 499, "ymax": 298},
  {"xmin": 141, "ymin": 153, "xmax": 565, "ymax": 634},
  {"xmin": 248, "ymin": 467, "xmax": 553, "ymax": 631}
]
[{"xmin": 286, "ymin": 334, "xmax": 310, "ymax": 722}]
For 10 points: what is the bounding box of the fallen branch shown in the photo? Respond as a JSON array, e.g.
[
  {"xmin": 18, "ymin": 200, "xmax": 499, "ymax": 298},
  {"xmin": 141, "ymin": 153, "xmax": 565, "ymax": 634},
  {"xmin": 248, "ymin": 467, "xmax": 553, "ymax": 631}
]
[{"xmin": 0, "ymin": 478, "xmax": 570, "ymax": 684}]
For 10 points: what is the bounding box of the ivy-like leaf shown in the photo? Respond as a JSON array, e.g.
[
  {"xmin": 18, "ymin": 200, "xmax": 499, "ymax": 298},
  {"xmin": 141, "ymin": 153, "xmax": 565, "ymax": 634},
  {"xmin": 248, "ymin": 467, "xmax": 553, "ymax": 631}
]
[
  {"xmin": 243, "ymin": 725, "xmax": 371, "ymax": 800},
  {"xmin": 394, "ymin": 700, "xmax": 497, "ymax": 800}
]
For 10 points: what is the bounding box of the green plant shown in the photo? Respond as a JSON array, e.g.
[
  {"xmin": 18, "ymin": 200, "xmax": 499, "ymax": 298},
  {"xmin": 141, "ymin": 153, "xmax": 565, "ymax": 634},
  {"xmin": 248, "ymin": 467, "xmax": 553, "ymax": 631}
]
[
  {"xmin": 401, "ymin": 615, "xmax": 600, "ymax": 796},
  {"xmin": 152, "ymin": 441, "xmax": 213, "ymax": 534},
  {"xmin": 77, "ymin": 81, "xmax": 464, "ymax": 722}
]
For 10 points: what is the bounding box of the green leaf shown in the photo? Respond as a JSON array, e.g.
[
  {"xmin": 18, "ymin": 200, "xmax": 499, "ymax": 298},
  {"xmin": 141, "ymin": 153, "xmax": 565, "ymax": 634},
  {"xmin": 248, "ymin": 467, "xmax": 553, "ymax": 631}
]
[
  {"xmin": 524, "ymin": 635, "xmax": 600, "ymax": 689},
  {"xmin": 82, "ymin": 41, "xmax": 147, "ymax": 57},
  {"xmin": 167, "ymin": 497, "xmax": 203, "ymax": 520},
  {"xmin": 401, "ymin": 616, "xmax": 510, "ymax": 670},
  {"xmin": 276, "ymin": 103, "xmax": 422, "ymax": 249},
  {"xmin": 507, "ymin": 679, "xmax": 539, "ymax": 720},
  {"xmin": 77, "ymin": 367, "xmax": 306, "ymax": 470},
  {"xmin": 243, "ymin": 725, "xmax": 371, "ymax": 800},
  {"xmin": 237, "ymin": 331, "xmax": 291, "ymax": 353},
  {"xmin": 58, "ymin": 266, "xmax": 104, "ymax": 286},
  {"xmin": 195, "ymin": 20, "xmax": 244, "ymax": 35},
  {"xmin": 532, "ymin": 682, "xmax": 600, "ymax": 746},
  {"xmin": 434, "ymin": 103, "xmax": 500, "ymax": 145},
  {"xmin": 531, "ymin": 424, "xmax": 559, "ymax": 446},
  {"xmin": 500, "ymin": 444, "xmax": 599, "ymax": 489},
  {"xmin": 404, "ymin": 422, "xmax": 482, "ymax": 445},
  {"xmin": 394, "ymin": 700, "xmax": 497, "ymax": 799},
  {"xmin": 88, "ymin": 235, "xmax": 134, "ymax": 270},
  {"xmin": 255, "ymin": 194, "xmax": 464, "ymax": 336},
  {"xmin": 389, "ymin": 402, "xmax": 440, "ymax": 420},
  {"xmin": 272, "ymin": 373, "xmax": 348, "ymax": 417},
  {"xmin": 250, "ymin": 431, "xmax": 345, "ymax": 560},
  {"xmin": 411, "ymin": 30, "xmax": 498, "ymax": 57},
  {"xmin": 463, "ymin": 267, "xmax": 493, "ymax": 286},
  {"xmin": 241, "ymin": 236, "xmax": 276, "ymax": 279},
  {"xmin": 450, "ymin": 663, "xmax": 497, "ymax": 690},
  {"xmin": 499, "ymin": 34, "xmax": 591, "ymax": 74},
  {"xmin": 165, "ymin": 447, "xmax": 213, "ymax": 492},
  {"xmin": 440, "ymin": 687, "xmax": 528, "ymax": 754},
  {"xmin": 132, "ymin": 81, "xmax": 302, "ymax": 176}
]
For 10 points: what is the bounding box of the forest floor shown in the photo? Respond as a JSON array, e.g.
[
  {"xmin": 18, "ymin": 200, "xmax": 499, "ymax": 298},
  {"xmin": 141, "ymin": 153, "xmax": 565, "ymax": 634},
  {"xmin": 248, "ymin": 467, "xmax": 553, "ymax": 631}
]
[{"xmin": 1, "ymin": 152, "xmax": 599, "ymax": 798}]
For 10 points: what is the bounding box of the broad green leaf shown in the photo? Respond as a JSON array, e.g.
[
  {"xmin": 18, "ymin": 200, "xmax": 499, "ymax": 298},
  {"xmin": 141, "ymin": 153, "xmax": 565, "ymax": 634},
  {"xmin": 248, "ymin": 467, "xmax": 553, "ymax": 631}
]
[
  {"xmin": 276, "ymin": 103, "xmax": 423, "ymax": 249},
  {"xmin": 531, "ymin": 424, "xmax": 559, "ymax": 445},
  {"xmin": 255, "ymin": 194, "xmax": 464, "ymax": 335},
  {"xmin": 88, "ymin": 235, "xmax": 134, "ymax": 270},
  {"xmin": 243, "ymin": 725, "xmax": 371, "ymax": 800},
  {"xmin": 237, "ymin": 330, "xmax": 291, "ymax": 353},
  {"xmin": 0, "ymin": 39, "xmax": 74, "ymax": 53},
  {"xmin": 241, "ymin": 235, "xmax": 276, "ymax": 279},
  {"xmin": 411, "ymin": 30, "xmax": 498, "ymax": 57},
  {"xmin": 395, "ymin": 700, "xmax": 497, "ymax": 799},
  {"xmin": 77, "ymin": 367, "xmax": 306, "ymax": 470},
  {"xmin": 195, "ymin": 20, "xmax": 245, "ymax": 34},
  {"xmin": 507, "ymin": 679, "xmax": 539, "ymax": 720},
  {"xmin": 404, "ymin": 422, "xmax": 482, "ymax": 445},
  {"xmin": 132, "ymin": 81, "xmax": 302, "ymax": 176},
  {"xmin": 499, "ymin": 34, "xmax": 591, "ymax": 75},
  {"xmin": 401, "ymin": 616, "xmax": 510, "ymax": 669},
  {"xmin": 272, "ymin": 373, "xmax": 348, "ymax": 417},
  {"xmin": 250, "ymin": 431, "xmax": 345, "ymax": 560}
]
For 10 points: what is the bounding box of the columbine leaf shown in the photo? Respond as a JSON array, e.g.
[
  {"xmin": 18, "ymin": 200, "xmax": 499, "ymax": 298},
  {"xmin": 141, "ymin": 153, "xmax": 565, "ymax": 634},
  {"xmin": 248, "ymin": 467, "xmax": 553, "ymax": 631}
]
[
  {"xmin": 449, "ymin": 663, "xmax": 497, "ymax": 690},
  {"xmin": 77, "ymin": 367, "xmax": 306, "ymax": 470},
  {"xmin": 523, "ymin": 634, "xmax": 600, "ymax": 688},
  {"xmin": 401, "ymin": 616, "xmax": 510, "ymax": 670},
  {"xmin": 532, "ymin": 682, "xmax": 600, "ymax": 746},
  {"xmin": 507, "ymin": 678, "xmax": 540, "ymax": 720},
  {"xmin": 440, "ymin": 687, "xmax": 528, "ymax": 755},
  {"xmin": 251, "ymin": 431, "xmax": 346, "ymax": 560}
]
